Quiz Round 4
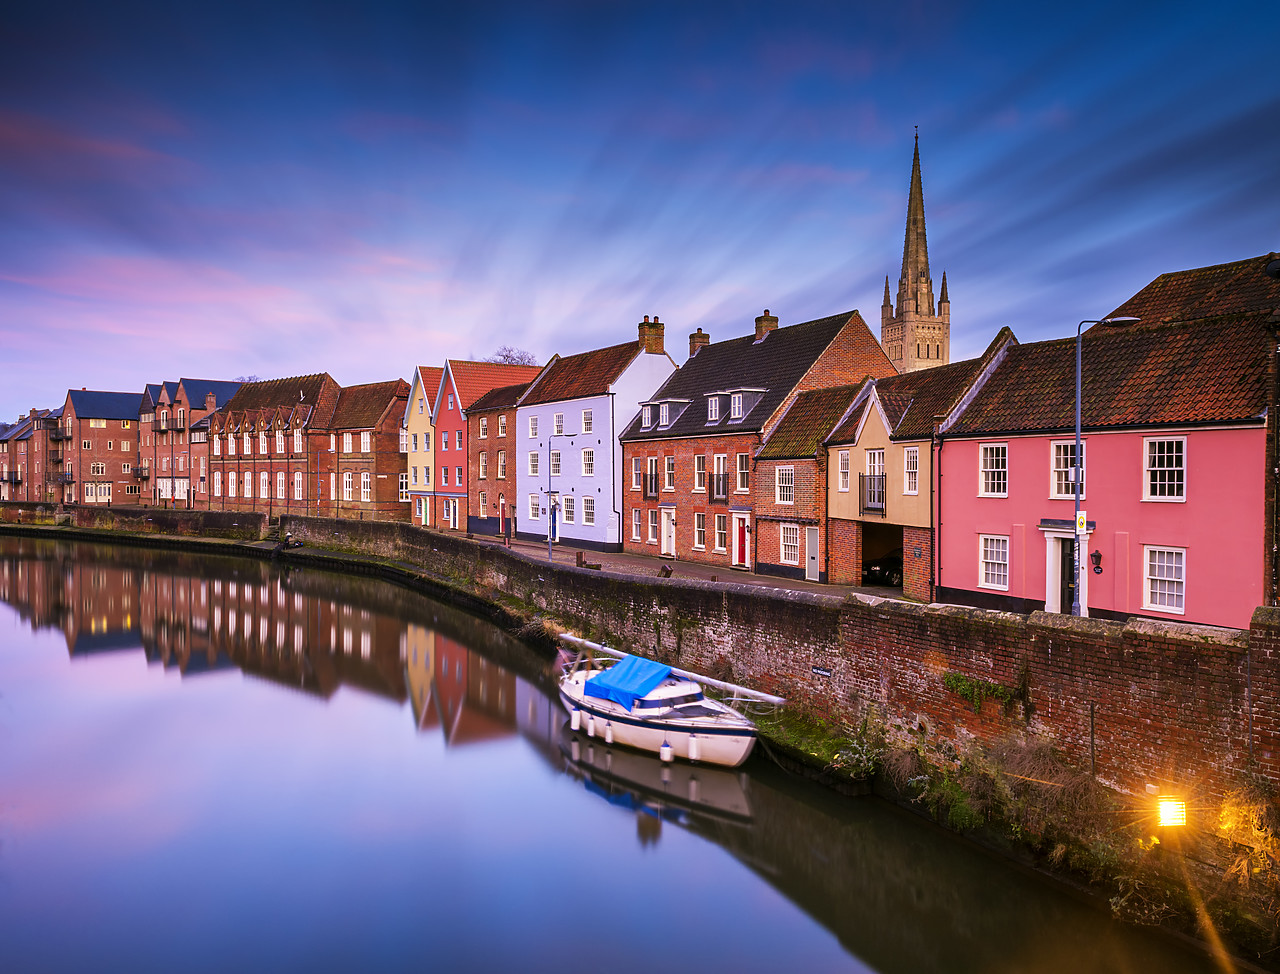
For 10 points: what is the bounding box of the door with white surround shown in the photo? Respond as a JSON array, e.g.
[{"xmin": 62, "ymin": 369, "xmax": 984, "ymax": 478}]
[
  {"xmin": 806, "ymin": 527, "xmax": 820, "ymax": 581},
  {"xmin": 660, "ymin": 508, "xmax": 676, "ymax": 557}
]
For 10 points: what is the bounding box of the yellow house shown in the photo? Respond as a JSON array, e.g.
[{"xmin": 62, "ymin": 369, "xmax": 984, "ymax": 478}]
[
  {"xmin": 826, "ymin": 328, "xmax": 1014, "ymax": 600},
  {"xmin": 405, "ymin": 365, "xmax": 443, "ymax": 526}
]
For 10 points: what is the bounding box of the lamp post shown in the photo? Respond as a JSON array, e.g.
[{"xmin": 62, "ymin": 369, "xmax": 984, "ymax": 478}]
[
  {"xmin": 1073, "ymin": 317, "xmax": 1139, "ymax": 615},
  {"xmin": 545, "ymin": 428, "xmax": 576, "ymax": 561}
]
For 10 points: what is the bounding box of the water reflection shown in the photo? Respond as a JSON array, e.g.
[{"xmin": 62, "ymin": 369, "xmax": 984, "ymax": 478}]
[{"xmin": 0, "ymin": 537, "xmax": 1218, "ymax": 974}]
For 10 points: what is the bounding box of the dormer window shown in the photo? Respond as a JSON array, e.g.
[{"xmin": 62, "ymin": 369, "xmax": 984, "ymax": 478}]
[
  {"xmin": 707, "ymin": 398, "xmax": 720, "ymax": 422},
  {"xmin": 730, "ymin": 393, "xmax": 743, "ymax": 419},
  {"xmin": 642, "ymin": 406, "xmax": 652, "ymax": 427},
  {"xmin": 659, "ymin": 403, "xmax": 670, "ymax": 426}
]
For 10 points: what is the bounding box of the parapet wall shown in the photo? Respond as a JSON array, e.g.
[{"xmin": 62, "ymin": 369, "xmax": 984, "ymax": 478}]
[
  {"xmin": 0, "ymin": 502, "xmax": 269, "ymax": 540},
  {"xmin": 278, "ymin": 515, "xmax": 1277, "ymax": 800}
]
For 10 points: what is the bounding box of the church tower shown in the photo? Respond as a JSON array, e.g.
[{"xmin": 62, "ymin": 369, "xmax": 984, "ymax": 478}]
[{"xmin": 880, "ymin": 135, "xmax": 950, "ymax": 372}]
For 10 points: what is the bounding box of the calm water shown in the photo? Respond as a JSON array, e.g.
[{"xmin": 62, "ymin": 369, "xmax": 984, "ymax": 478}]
[{"xmin": 0, "ymin": 537, "xmax": 1217, "ymax": 974}]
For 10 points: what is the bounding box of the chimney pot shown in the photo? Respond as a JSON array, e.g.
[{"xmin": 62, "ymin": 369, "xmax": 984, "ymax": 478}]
[
  {"xmin": 689, "ymin": 327, "xmax": 710, "ymax": 357},
  {"xmin": 643, "ymin": 315, "xmax": 649, "ymax": 322}
]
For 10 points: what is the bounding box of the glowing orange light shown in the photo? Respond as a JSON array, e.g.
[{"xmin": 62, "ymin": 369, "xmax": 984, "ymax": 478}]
[{"xmin": 1158, "ymin": 797, "xmax": 1186, "ymax": 827}]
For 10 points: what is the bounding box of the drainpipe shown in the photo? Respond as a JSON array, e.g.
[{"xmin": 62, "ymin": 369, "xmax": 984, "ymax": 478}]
[
  {"xmin": 932, "ymin": 416, "xmax": 945, "ymax": 603},
  {"xmin": 609, "ymin": 392, "xmax": 620, "ymax": 546}
]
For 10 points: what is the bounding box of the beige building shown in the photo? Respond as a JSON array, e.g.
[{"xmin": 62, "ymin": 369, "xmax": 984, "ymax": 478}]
[
  {"xmin": 880, "ymin": 135, "xmax": 951, "ymax": 372},
  {"xmin": 404, "ymin": 365, "xmax": 443, "ymax": 526}
]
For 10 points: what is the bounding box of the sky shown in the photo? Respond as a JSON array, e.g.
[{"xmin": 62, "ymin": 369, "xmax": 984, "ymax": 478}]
[{"xmin": 1, "ymin": 0, "xmax": 1277, "ymax": 421}]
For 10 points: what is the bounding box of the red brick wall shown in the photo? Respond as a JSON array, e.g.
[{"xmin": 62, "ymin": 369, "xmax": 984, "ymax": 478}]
[
  {"xmin": 754, "ymin": 456, "xmax": 827, "ymax": 578},
  {"xmin": 903, "ymin": 524, "xmax": 933, "ymax": 601},
  {"xmin": 828, "ymin": 518, "xmax": 862, "ymax": 584},
  {"xmin": 62, "ymin": 401, "xmax": 139, "ymax": 506}
]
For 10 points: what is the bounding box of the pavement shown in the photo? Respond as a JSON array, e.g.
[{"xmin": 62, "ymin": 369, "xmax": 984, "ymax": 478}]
[{"xmin": 472, "ymin": 532, "xmax": 907, "ymax": 601}]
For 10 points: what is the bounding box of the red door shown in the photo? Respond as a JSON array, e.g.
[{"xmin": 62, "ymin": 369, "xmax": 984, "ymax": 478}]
[{"xmin": 736, "ymin": 519, "xmax": 748, "ymax": 566}]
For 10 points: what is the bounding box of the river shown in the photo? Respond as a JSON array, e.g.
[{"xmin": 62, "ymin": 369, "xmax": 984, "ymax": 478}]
[{"xmin": 0, "ymin": 536, "xmax": 1220, "ymax": 973}]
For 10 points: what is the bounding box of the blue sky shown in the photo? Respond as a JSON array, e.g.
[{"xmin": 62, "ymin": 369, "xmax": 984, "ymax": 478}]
[{"xmin": 1, "ymin": 0, "xmax": 1276, "ymax": 420}]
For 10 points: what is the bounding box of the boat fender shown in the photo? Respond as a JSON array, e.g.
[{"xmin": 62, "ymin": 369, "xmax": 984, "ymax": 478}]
[
  {"xmin": 570, "ymin": 708, "xmax": 581, "ymax": 732},
  {"xmin": 586, "ymin": 714, "xmax": 595, "ymax": 738},
  {"xmin": 604, "ymin": 722, "xmax": 614, "ymax": 745},
  {"xmin": 688, "ymin": 735, "xmax": 700, "ymax": 763},
  {"xmin": 660, "ymin": 740, "xmax": 673, "ymax": 763}
]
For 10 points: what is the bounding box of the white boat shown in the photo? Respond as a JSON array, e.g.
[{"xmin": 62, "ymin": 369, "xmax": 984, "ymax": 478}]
[{"xmin": 557, "ymin": 635, "xmax": 784, "ymax": 769}]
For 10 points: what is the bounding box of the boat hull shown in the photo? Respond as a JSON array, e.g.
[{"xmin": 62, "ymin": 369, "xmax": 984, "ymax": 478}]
[{"xmin": 558, "ymin": 686, "xmax": 758, "ymax": 768}]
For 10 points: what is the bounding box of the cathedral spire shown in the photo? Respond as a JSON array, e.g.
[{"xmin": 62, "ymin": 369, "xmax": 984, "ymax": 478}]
[
  {"xmin": 883, "ymin": 275, "xmax": 892, "ymax": 308},
  {"xmin": 898, "ymin": 132, "xmax": 933, "ymax": 316},
  {"xmin": 939, "ymin": 270, "xmax": 949, "ymax": 304}
]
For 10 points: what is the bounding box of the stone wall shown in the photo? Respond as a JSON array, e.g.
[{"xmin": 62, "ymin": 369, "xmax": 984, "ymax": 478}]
[
  {"xmin": 278, "ymin": 514, "xmax": 1277, "ymax": 801},
  {"xmin": 1, "ymin": 502, "xmax": 269, "ymax": 539}
]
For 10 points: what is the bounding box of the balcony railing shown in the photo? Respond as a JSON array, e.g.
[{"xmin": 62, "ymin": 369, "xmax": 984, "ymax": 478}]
[
  {"xmin": 859, "ymin": 473, "xmax": 886, "ymax": 516},
  {"xmin": 643, "ymin": 474, "xmax": 660, "ymax": 500},
  {"xmin": 55, "ymin": 473, "xmax": 74, "ymax": 485},
  {"xmin": 710, "ymin": 473, "xmax": 729, "ymax": 502},
  {"xmin": 49, "ymin": 449, "xmax": 63, "ymax": 463},
  {"xmin": 134, "ymin": 468, "xmax": 151, "ymax": 480},
  {"xmin": 2, "ymin": 471, "xmax": 21, "ymax": 485},
  {"xmin": 49, "ymin": 428, "xmax": 72, "ymax": 441}
]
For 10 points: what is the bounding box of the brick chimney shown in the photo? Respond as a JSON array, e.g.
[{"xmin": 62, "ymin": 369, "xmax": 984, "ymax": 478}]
[
  {"xmin": 754, "ymin": 309, "xmax": 779, "ymax": 341},
  {"xmin": 205, "ymin": 392, "xmax": 217, "ymax": 411},
  {"xmin": 689, "ymin": 328, "xmax": 710, "ymax": 357},
  {"xmin": 638, "ymin": 315, "xmax": 665, "ymax": 355}
]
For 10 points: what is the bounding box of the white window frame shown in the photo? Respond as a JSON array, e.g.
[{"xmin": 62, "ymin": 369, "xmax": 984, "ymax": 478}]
[
  {"xmin": 631, "ymin": 457, "xmax": 643, "ymax": 490},
  {"xmin": 529, "ymin": 452, "xmax": 539, "ymax": 476},
  {"xmin": 361, "ymin": 472, "xmax": 371, "ymax": 502},
  {"xmin": 529, "ymin": 494, "xmax": 540, "ymax": 520},
  {"xmin": 730, "ymin": 393, "xmax": 743, "ymax": 419},
  {"xmin": 479, "ymin": 451, "xmax": 488, "ymax": 479},
  {"xmin": 693, "ymin": 512, "xmax": 706, "ymax": 549},
  {"xmin": 259, "ymin": 471, "xmax": 269, "ymax": 498},
  {"xmin": 259, "ymin": 432, "xmax": 268, "ymax": 455},
  {"xmin": 342, "ymin": 432, "xmax": 353, "ymax": 453},
  {"xmin": 581, "ymin": 449, "xmax": 594, "ymax": 476},
  {"xmin": 478, "ymin": 489, "xmax": 487, "ymax": 515},
  {"xmin": 838, "ymin": 450, "xmax": 849, "ymax": 492},
  {"xmin": 694, "ymin": 454, "xmax": 706, "ymax": 492},
  {"xmin": 479, "ymin": 416, "xmax": 488, "ymax": 438},
  {"xmin": 979, "ymin": 534, "xmax": 1010, "ymax": 591},
  {"xmin": 361, "ymin": 432, "xmax": 371, "ymax": 453},
  {"xmin": 736, "ymin": 453, "xmax": 750, "ymax": 492},
  {"xmin": 648, "ymin": 509, "xmax": 659, "ymax": 543},
  {"xmin": 581, "ymin": 409, "xmax": 592, "ymax": 433},
  {"xmin": 780, "ymin": 523, "xmax": 800, "ymax": 565},
  {"xmin": 714, "ymin": 514, "xmax": 728, "ymax": 552},
  {"xmin": 276, "ymin": 430, "xmax": 285, "ymax": 453},
  {"xmin": 659, "ymin": 403, "xmax": 670, "ymax": 427},
  {"xmin": 641, "ymin": 405, "xmax": 652, "ymax": 428},
  {"xmin": 498, "ymin": 415, "xmax": 507, "ymax": 437},
  {"xmin": 343, "ymin": 472, "xmax": 353, "ymax": 501},
  {"xmin": 664, "ymin": 456, "xmax": 675, "ymax": 491},
  {"xmin": 295, "ymin": 429, "xmax": 304, "ymax": 453},
  {"xmin": 582, "ymin": 497, "xmax": 595, "ymax": 525},
  {"xmin": 550, "ymin": 450, "xmax": 561, "ymax": 477},
  {"xmin": 228, "ymin": 472, "xmax": 236, "ymax": 497},
  {"xmin": 213, "ymin": 471, "xmax": 222, "ymax": 496},
  {"xmin": 295, "ymin": 472, "xmax": 304, "ymax": 500},
  {"xmin": 553, "ymin": 412, "xmax": 564, "ymax": 435},
  {"xmin": 904, "ymin": 446, "xmax": 919, "ymax": 496},
  {"xmin": 775, "ymin": 466, "xmax": 794, "ymax": 505},
  {"xmin": 1143, "ymin": 545, "xmax": 1186, "ymax": 614},
  {"xmin": 707, "ymin": 397, "xmax": 720, "ymax": 422},
  {"xmin": 276, "ymin": 471, "xmax": 285, "ymax": 499},
  {"xmin": 562, "ymin": 496, "xmax": 575, "ymax": 523},
  {"xmin": 1143, "ymin": 436, "xmax": 1186, "ymax": 502},
  {"xmin": 632, "ymin": 508, "xmax": 642, "ymax": 540},
  {"xmin": 979, "ymin": 443, "xmax": 1008, "ymax": 498},
  {"xmin": 1050, "ymin": 440, "xmax": 1085, "ymax": 500},
  {"xmin": 529, "ymin": 416, "xmax": 538, "ymax": 438},
  {"xmin": 496, "ymin": 450, "xmax": 506, "ymax": 479}
]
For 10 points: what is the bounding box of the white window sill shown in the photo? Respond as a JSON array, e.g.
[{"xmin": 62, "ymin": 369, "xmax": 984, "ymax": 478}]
[
  {"xmin": 978, "ymin": 492, "xmax": 1009, "ymax": 499},
  {"xmin": 1142, "ymin": 602, "xmax": 1186, "ymax": 615},
  {"xmin": 977, "ymin": 582, "xmax": 1009, "ymax": 592},
  {"xmin": 1142, "ymin": 496, "xmax": 1187, "ymax": 503}
]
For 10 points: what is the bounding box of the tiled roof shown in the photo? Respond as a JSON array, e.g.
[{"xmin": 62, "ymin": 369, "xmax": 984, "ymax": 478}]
[
  {"xmin": 621, "ymin": 310, "xmax": 886, "ymax": 442},
  {"xmin": 414, "ymin": 365, "xmax": 444, "ymax": 401},
  {"xmin": 948, "ymin": 312, "xmax": 1270, "ymax": 436},
  {"xmin": 519, "ymin": 340, "xmax": 640, "ymax": 407},
  {"xmin": 758, "ymin": 385, "xmax": 863, "ymax": 460},
  {"xmin": 178, "ymin": 378, "xmax": 242, "ymax": 410},
  {"xmin": 447, "ymin": 361, "xmax": 543, "ymax": 411},
  {"xmin": 331, "ymin": 379, "xmax": 410, "ymax": 430},
  {"xmin": 220, "ymin": 374, "xmax": 339, "ymax": 428},
  {"xmin": 67, "ymin": 390, "xmax": 144, "ymax": 421},
  {"xmin": 469, "ymin": 382, "xmax": 531, "ymax": 413},
  {"xmin": 1108, "ymin": 252, "xmax": 1280, "ymax": 324}
]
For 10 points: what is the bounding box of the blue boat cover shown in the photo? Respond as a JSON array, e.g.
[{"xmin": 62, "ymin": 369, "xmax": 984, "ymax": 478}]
[{"xmin": 584, "ymin": 655, "xmax": 671, "ymax": 710}]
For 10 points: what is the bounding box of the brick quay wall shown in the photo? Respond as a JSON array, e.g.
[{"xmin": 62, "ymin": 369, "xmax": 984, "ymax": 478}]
[{"xmin": 274, "ymin": 514, "xmax": 1278, "ymax": 802}]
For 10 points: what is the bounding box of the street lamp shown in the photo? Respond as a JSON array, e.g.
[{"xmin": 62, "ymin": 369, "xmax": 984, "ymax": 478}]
[{"xmin": 1072, "ymin": 316, "xmax": 1139, "ymax": 616}]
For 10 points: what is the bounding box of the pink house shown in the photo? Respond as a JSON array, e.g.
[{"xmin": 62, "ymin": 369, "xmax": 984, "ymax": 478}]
[{"xmin": 935, "ymin": 253, "xmax": 1280, "ymax": 631}]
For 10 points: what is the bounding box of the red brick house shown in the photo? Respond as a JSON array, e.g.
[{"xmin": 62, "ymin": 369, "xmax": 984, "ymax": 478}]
[
  {"xmin": 430, "ymin": 361, "xmax": 542, "ymax": 532},
  {"xmin": 140, "ymin": 378, "xmax": 241, "ymax": 508},
  {"xmin": 207, "ymin": 373, "xmax": 341, "ymax": 517},
  {"xmin": 329, "ymin": 379, "xmax": 412, "ymax": 521},
  {"xmin": 58, "ymin": 390, "xmax": 145, "ymax": 505},
  {"xmin": 466, "ymin": 382, "xmax": 531, "ymax": 539},
  {"xmin": 0, "ymin": 408, "xmax": 59, "ymax": 503},
  {"xmin": 619, "ymin": 309, "xmax": 895, "ymax": 570},
  {"xmin": 752, "ymin": 384, "xmax": 862, "ymax": 582}
]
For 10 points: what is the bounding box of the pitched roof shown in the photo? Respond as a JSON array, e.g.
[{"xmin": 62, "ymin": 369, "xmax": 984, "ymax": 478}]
[
  {"xmin": 519, "ymin": 340, "xmax": 640, "ymax": 407},
  {"xmin": 446, "ymin": 361, "xmax": 543, "ymax": 411},
  {"xmin": 330, "ymin": 379, "xmax": 410, "ymax": 430},
  {"xmin": 67, "ymin": 390, "xmax": 144, "ymax": 421},
  {"xmin": 469, "ymin": 382, "xmax": 531, "ymax": 413},
  {"xmin": 758, "ymin": 385, "xmax": 863, "ymax": 460},
  {"xmin": 1108, "ymin": 252, "xmax": 1280, "ymax": 324},
  {"xmin": 621, "ymin": 310, "xmax": 887, "ymax": 441},
  {"xmin": 828, "ymin": 328, "xmax": 1016, "ymax": 443},
  {"xmin": 413, "ymin": 365, "xmax": 444, "ymax": 401},
  {"xmin": 948, "ymin": 312, "xmax": 1270, "ymax": 436},
  {"xmin": 178, "ymin": 378, "xmax": 242, "ymax": 410},
  {"xmin": 222, "ymin": 373, "xmax": 334, "ymax": 413}
]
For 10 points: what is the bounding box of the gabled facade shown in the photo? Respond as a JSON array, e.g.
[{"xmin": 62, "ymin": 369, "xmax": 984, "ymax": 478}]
[
  {"xmin": 620, "ymin": 308, "xmax": 896, "ymax": 569},
  {"xmin": 59, "ymin": 390, "xmax": 145, "ymax": 505},
  {"xmin": 753, "ymin": 385, "xmax": 863, "ymax": 583},
  {"xmin": 140, "ymin": 378, "xmax": 241, "ymax": 508},
  {"xmin": 328, "ymin": 379, "xmax": 412, "ymax": 521},
  {"xmin": 514, "ymin": 318, "xmax": 676, "ymax": 550},
  {"xmin": 467, "ymin": 382, "xmax": 530, "ymax": 539},
  {"xmin": 825, "ymin": 328, "xmax": 1016, "ymax": 598},
  {"xmin": 935, "ymin": 253, "xmax": 1280, "ymax": 630},
  {"xmin": 207, "ymin": 373, "xmax": 341, "ymax": 517},
  {"xmin": 404, "ymin": 365, "xmax": 443, "ymax": 527},
  {"xmin": 0, "ymin": 408, "xmax": 60, "ymax": 503},
  {"xmin": 430, "ymin": 361, "xmax": 542, "ymax": 532}
]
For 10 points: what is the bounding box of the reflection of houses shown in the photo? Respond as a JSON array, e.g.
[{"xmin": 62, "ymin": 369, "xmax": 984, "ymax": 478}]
[{"xmin": 433, "ymin": 636, "xmax": 517, "ymax": 745}]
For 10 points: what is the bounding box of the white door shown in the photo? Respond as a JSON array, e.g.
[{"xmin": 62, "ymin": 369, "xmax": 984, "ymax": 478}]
[
  {"xmin": 806, "ymin": 527, "xmax": 820, "ymax": 581},
  {"xmin": 660, "ymin": 509, "xmax": 676, "ymax": 557}
]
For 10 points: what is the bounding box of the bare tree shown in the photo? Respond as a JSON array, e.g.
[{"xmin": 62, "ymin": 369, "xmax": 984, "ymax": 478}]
[
  {"xmin": 235, "ymin": 374, "xmax": 263, "ymax": 383},
  {"xmin": 485, "ymin": 346, "xmax": 538, "ymax": 367}
]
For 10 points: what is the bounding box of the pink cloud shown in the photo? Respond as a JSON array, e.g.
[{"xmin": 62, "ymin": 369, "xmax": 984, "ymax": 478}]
[{"xmin": 0, "ymin": 111, "xmax": 189, "ymax": 181}]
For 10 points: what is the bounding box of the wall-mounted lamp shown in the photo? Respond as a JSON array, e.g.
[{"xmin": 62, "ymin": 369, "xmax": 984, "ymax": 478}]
[
  {"xmin": 1157, "ymin": 797, "xmax": 1187, "ymax": 828},
  {"xmin": 1090, "ymin": 549, "xmax": 1103, "ymax": 575}
]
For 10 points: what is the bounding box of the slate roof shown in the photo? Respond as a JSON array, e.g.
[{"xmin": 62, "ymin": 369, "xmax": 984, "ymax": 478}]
[
  {"xmin": 621, "ymin": 310, "xmax": 890, "ymax": 442},
  {"xmin": 330, "ymin": 379, "xmax": 410, "ymax": 430},
  {"xmin": 518, "ymin": 340, "xmax": 640, "ymax": 407},
  {"xmin": 222, "ymin": 373, "xmax": 335, "ymax": 415},
  {"xmin": 947, "ymin": 312, "xmax": 1270, "ymax": 436},
  {"xmin": 178, "ymin": 378, "xmax": 242, "ymax": 410},
  {"xmin": 446, "ymin": 361, "xmax": 543, "ymax": 411},
  {"xmin": 827, "ymin": 328, "xmax": 1016, "ymax": 444},
  {"xmin": 67, "ymin": 390, "xmax": 144, "ymax": 421},
  {"xmin": 469, "ymin": 382, "xmax": 531, "ymax": 413},
  {"xmin": 1109, "ymin": 252, "xmax": 1280, "ymax": 324},
  {"xmin": 758, "ymin": 385, "xmax": 863, "ymax": 460}
]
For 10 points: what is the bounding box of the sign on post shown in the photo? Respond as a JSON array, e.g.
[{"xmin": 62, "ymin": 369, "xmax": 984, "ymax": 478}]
[{"xmin": 1076, "ymin": 511, "xmax": 1087, "ymax": 535}]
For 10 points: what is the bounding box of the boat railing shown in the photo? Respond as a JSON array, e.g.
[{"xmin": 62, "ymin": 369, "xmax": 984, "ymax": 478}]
[{"xmin": 559, "ymin": 633, "xmax": 786, "ymax": 710}]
